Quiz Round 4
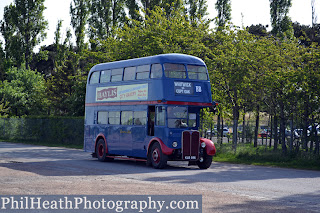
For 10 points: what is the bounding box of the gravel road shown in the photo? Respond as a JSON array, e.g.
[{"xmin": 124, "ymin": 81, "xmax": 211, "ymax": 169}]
[{"xmin": 0, "ymin": 142, "xmax": 320, "ymax": 212}]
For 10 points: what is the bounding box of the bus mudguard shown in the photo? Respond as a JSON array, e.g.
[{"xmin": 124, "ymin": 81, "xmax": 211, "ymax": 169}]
[
  {"xmin": 200, "ymin": 138, "xmax": 216, "ymax": 156},
  {"xmin": 147, "ymin": 137, "xmax": 174, "ymax": 156},
  {"xmin": 94, "ymin": 133, "xmax": 108, "ymax": 154}
]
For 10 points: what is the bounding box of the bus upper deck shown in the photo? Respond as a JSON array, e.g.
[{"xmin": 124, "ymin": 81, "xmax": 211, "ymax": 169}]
[{"xmin": 85, "ymin": 53, "xmax": 213, "ymax": 106}]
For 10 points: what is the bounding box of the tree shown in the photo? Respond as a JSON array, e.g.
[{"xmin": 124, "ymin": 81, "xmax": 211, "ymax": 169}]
[
  {"xmin": 104, "ymin": 6, "xmax": 210, "ymax": 60},
  {"xmin": 0, "ymin": 98, "xmax": 9, "ymax": 118},
  {"xmin": 247, "ymin": 24, "xmax": 269, "ymax": 37},
  {"xmin": 207, "ymin": 28, "xmax": 257, "ymax": 151},
  {"xmin": 0, "ymin": 0, "xmax": 48, "ymax": 68},
  {"xmin": 87, "ymin": 0, "xmax": 127, "ymax": 49},
  {"xmin": 293, "ymin": 22, "xmax": 320, "ymax": 46},
  {"xmin": 0, "ymin": 66, "xmax": 48, "ymax": 116},
  {"xmin": 311, "ymin": 0, "xmax": 317, "ymax": 27},
  {"xmin": 215, "ymin": 0, "xmax": 231, "ymax": 28},
  {"xmin": 141, "ymin": 0, "xmax": 161, "ymax": 17},
  {"xmin": 126, "ymin": 0, "xmax": 142, "ymax": 23},
  {"xmin": 184, "ymin": 0, "xmax": 209, "ymax": 24},
  {"xmin": 70, "ymin": 0, "xmax": 90, "ymax": 52},
  {"xmin": 0, "ymin": 42, "xmax": 6, "ymax": 81},
  {"xmin": 269, "ymin": 0, "xmax": 293, "ymax": 39}
]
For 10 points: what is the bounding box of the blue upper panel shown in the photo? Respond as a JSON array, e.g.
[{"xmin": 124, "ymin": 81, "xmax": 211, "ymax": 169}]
[
  {"xmin": 86, "ymin": 53, "xmax": 212, "ymax": 105},
  {"xmin": 88, "ymin": 53, "xmax": 206, "ymax": 76}
]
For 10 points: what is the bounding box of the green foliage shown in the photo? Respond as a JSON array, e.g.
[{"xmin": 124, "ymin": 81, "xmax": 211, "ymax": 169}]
[
  {"xmin": 247, "ymin": 24, "xmax": 269, "ymax": 37},
  {"xmin": 0, "ymin": 99, "xmax": 10, "ymax": 118},
  {"xmin": 70, "ymin": 0, "xmax": 90, "ymax": 52},
  {"xmin": 0, "ymin": 65, "xmax": 48, "ymax": 116},
  {"xmin": 215, "ymin": 0, "xmax": 231, "ymax": 28},
  {"xmin": 102, "ymin": 6, "xmax": 210, "ymax": 60},
  {"xmin": 0, "ymin": 42, "xmax": 6, "ymax": 81},
  {"xmin": 0, "ymin": 0, "xmax": 48, "ymax": 68},
  {"xmin": 269, "ymin": 0, "xmax": 293, "ymax": 39}
]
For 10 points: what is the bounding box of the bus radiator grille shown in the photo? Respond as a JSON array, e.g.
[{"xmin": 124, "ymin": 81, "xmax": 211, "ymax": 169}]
[{"xmin": 182, "ymin": 131, "xmax": 200, "ymax": 160}]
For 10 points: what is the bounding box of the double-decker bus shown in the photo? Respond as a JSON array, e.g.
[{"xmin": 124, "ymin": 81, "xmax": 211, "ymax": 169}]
[{"xmin": 84, "ymin": 53, "xmax": 216, "ymax": 169}]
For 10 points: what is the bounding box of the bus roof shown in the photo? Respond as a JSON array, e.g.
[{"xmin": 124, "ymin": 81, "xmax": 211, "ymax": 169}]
[{"xmin": 89, "ymin": 53, "xmax": 206, "ymax": 73}]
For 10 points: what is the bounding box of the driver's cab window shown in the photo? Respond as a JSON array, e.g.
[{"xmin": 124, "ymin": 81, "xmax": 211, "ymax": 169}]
[{"xmin": 167, "ymin": 106, "xmax": 189, "ymax": 128}]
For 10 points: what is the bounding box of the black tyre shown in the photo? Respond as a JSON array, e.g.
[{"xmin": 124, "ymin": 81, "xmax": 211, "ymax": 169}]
[
  {"xmin": 197, "ymin": 152, "xmax": 213, "ymax": 169},
  {"xmin": 96, "ymin": 139, "xmax": 113, "ymax": 162},
  {"xmin": 149, "ymin": 143, "xmax": 168, "ymax": 169}
]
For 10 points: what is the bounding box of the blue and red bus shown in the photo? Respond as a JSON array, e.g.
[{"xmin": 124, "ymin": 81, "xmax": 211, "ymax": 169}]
[{"xmin": 84, "ymin": 53, "xmax": 216, "ymax": 169}]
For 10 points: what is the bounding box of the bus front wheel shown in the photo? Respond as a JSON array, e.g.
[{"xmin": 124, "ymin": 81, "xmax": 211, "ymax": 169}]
[
  {"xmin": 150, "ymin": 143, "xmax": 167, "ymax": 169},
  {"xmin": 96, "ymin": 139, "xmax": 113, "ymax": 162},
  {"xmin": 197, "ymin": 152, "xmax": 213, "ymax": 169}
]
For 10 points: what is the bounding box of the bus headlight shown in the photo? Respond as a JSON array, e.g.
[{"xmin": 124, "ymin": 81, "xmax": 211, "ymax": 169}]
[
  {"xmin": 201, "ymin": 142, "xmax": 206, "ymax": 148},
  {"xmin": 172, "ymin": 141, "xmax": 178, "ymax": 148}
]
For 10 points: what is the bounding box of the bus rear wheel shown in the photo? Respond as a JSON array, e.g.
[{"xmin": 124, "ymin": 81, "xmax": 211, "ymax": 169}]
[
  {"xmin": 96, "ymin": 139, "xmax": 113, "ymax": 162},
  {"xmin": 197, "ymin": 152, "xmax": 212, "ymax": 169},
  {"xmin": 150, "ymin": 143, "xmax": 167, "ymax": 169}
]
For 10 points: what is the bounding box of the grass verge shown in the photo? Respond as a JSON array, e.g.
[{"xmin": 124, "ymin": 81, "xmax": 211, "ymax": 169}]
[{"xmin": 214, "ymin": 143, "xmax": 320, "ymax": 171}]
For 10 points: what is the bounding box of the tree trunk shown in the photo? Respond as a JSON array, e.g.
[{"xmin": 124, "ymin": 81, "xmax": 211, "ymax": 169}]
[
  {"xmin": 273, "ymin": 115, "xmax": 278, "ymax": 151},
  {"xmin": 310, "ymin": 117, "xmax": 316, "ymax": 153},
  {"xmin": 303, "ymin": 99, "xmax": 309, "ymax": 151},
  {"xmin": 217, "ymin": 113, "xmax": 222, "ymax": 144},
  {"xmin": 314, "ymin": 130, "xmax": 319, "ymax": 155},
  {"xmin": 269, "ymin": 115, "xmax": 273, "ymax": 148},
  {"xmin": 221, "ymin": 115, "xmax": 224, "ymax": 144},
  {"xmin": 289, "ymin": 116, "xmax": 294, "ymax": 152},
  {"xmin": 232, "ymin": 106, "xmax": 239, "ymax": 151},
  {"xmin": 254, "ymin": 105, "xmax": 260, "ymax": 147},
  {"xmin": 280, "ymin": 101, "xmax": 287, "ymax": 154},
  {"xmin": 242, "ymin": 108, "xmax": 246, "ymax": 143}
]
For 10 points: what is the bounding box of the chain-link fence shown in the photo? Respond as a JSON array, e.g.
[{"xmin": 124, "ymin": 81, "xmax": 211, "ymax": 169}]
[{"xmin": 0, "ymin": 117, "xmax": 84, "ymax": 147}]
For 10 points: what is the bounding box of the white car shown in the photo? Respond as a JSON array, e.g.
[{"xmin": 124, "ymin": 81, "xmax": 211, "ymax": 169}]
[{"xmin": 207, "ymin": 128, "xmax": 230, "ymax": 137}]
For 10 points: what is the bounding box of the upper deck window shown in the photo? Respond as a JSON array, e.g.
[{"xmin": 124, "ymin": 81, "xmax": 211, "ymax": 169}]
[
  {"xmin": 136, "ymin": 65, "xmax": 150, "ymax": 79},
  {"xmin": 89, "ymin": 71, "xmax": 100, "ymax": 84},
  {"xmin": 187, "ymin": 65, "xmax": 208, "ymax": 80},
  {"xmin": 164, "ymin": 63, "xmax": 186, "ymax": 79},
  {"xmin": 124, "ymin": 67, "xmax": 136, "ymax": 81},
  {"xmin": 111, "ymin": 68, "xmax": 123, "ymax": 82},
  {"xmin": 100, "ymin": 70, "xmax": 111, "ymax": 83},
  {"xmin": 151, "ymin": 64, "xmax": 162, "ymax": 78}
]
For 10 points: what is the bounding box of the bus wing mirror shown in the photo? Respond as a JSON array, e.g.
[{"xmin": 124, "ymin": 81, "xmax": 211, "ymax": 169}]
[{"xmin": 209, "ymin": 102, "xmax": 219, "ymax": 113}]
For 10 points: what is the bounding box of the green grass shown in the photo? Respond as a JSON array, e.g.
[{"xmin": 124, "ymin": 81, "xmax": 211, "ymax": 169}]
[{"xmin": 214, "ymin": 143, "xmax": 320, "ymax": 171}]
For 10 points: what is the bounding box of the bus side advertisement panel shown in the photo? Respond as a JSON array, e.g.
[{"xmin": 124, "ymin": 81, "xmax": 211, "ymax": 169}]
[{"xmin": 96, "ymin": 84, "xmax": 148, "ymax": 102}]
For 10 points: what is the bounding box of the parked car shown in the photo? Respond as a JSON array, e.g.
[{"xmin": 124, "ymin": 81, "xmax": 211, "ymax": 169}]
[
  {"xmin": 207, "ymin": 127, "xmax": 230, "ymax": 137},
  {"xmin": 206, "ymin": 128, "xmax": 217, "ymax": 137}
]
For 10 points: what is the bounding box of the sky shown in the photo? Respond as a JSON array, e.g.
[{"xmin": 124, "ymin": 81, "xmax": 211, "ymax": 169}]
[{"xmin": 0, "ymin": 0, "xmax": 319, "ymax": 48}]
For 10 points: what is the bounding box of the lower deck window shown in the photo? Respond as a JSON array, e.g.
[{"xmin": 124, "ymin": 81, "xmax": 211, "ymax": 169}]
[
  {"xmin": 134, "ymin": 111, "xmax": 147, "ymax": 125},
  {"xmin": 97, "ymin": 111, "xmax": 108, "ymax": 124},
  {"xmin": 121, "ymin": 111, "xmax": 133, "ymax": 125},
  {"xmin": 109, "ymin": 111, "xmax": 120, "ymax": 124}
]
